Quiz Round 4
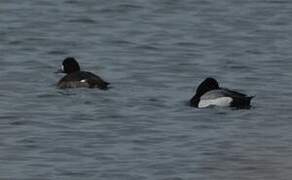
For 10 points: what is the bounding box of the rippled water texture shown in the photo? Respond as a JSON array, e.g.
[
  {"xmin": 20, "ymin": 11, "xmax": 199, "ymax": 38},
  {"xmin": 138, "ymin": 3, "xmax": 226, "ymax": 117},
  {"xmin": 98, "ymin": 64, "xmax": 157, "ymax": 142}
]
[{"xmin": 1, "ymin": 0, "xmax": 292, "ymax": 179}]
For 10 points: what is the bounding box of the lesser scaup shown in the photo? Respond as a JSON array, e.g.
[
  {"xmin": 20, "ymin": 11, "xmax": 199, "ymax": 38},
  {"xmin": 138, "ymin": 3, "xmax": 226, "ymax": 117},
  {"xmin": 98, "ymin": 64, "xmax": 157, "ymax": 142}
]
[
  {"xmin": 57, "ymin": 57, "xmax": 110, "ymax": 89},
  {"xmin": 190, "ymin": 77, "xmax": 253, "ymax": 108}
]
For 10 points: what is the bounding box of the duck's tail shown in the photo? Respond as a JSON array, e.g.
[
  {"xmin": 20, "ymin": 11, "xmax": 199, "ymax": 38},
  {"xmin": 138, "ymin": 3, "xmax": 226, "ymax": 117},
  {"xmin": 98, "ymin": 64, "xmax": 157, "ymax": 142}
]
[
  {"xmin": 248, "ymin": 96, "xmax": 255, "ymax": 102},
  {"xmin": 99, "ymin": 81, "xmax": 110, "ymax": 90},
  {"xmin": 243, "ymin": 96, "xmax": 254, "ymax": 108}
]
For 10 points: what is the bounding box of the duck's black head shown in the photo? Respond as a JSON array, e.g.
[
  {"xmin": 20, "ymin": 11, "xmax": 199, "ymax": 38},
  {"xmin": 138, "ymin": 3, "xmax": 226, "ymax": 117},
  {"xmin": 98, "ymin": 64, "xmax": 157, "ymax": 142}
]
[
  {"xmin": 61, "ymin": 57, "xmax": 80, "ymax": 74},
  {"xmin": 195, "ymin": 77, "xmax": 219, "ymax": 97},
  {"xmin": 190, "ymin": 77, "xmax": 220, "ymax": 107}
]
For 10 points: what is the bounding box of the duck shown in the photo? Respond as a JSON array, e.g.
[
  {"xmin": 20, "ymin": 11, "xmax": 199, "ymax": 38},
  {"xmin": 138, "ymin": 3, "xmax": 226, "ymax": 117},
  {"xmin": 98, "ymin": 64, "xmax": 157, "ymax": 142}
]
[
  {"xmin": 56, "ymin": 57, "xmax": 110, "ymax": 89},
  {"xmin": 190, "ymin": 77, "xmax": 253, "ymax": 108}
]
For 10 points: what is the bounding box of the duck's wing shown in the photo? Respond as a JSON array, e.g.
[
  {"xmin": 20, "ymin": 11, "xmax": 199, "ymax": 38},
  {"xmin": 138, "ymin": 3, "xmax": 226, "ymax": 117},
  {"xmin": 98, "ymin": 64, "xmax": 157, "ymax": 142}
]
[
  {"xmin": 221, "ymin": 88, "xmax": 248, "ymax": 97},
  {"xmin": 221, "ymin": 88, "xmax": 253, "ymax": 108},
  {"xmin": 57, "ymin": 71, "xmax": 110, "ymax": 89},
  {"xmin": 200, "ymin": 89, "xmax": 226, "ymax": 100},
  {"xmin": 198, "ymin": 89, "xmax": 233, "ymax": 108},
  {"xmin": 81, "ymin": 72, "xmax": 110, "ymax": 89},
  {"xmin": 200, "ymin": 88, "xmax": 250, "ymax": 100},
  {"xmin": 199, "ymin": 88, "xmax": 253, "ymax": 108},
  {"xmin": 57, "ymin": 73, "xmax": 89, "ymax": 89}
]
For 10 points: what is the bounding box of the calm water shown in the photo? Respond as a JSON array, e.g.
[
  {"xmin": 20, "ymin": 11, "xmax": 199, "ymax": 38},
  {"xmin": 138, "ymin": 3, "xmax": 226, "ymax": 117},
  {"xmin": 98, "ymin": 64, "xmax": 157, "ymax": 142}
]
[{"xmin": 1, "ymin": 0, "xmax": 292, "ymax": 179}]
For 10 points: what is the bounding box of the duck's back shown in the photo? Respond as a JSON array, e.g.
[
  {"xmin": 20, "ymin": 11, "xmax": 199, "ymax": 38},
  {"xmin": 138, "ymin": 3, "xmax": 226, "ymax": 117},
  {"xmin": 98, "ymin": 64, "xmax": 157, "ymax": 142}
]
[
  {"xmin": 199, "ymin": 89, "xmax": 253, "ymax": 108},
  {"xmin": 200, "ymin": 89, "xmax": 227, "ymax": 100},
  {"xmin": 199, "ymin": 89, "xmax": 233, "ymax": 108},
  {"xmin": 57, "ymin": 71, "xmax": 109, "ymax": 89},
  {"xmin": 222, "ymin": 89, "xmax": 253, "ymax": 108}
]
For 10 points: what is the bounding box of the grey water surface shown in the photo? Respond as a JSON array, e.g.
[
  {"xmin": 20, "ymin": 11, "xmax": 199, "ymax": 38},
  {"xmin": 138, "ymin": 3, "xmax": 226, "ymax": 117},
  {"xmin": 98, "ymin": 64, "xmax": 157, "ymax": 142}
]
[{"xmin": 1, "ymin": 0, "xmax": 292, "ymax": 179}]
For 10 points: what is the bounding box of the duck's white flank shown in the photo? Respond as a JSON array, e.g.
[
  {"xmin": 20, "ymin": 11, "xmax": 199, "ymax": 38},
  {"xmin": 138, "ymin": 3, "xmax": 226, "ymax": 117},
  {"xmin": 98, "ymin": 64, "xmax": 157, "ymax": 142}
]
[{"xmin": 198, "ymin": 97, "xmax": 233, "ymax": 108}]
